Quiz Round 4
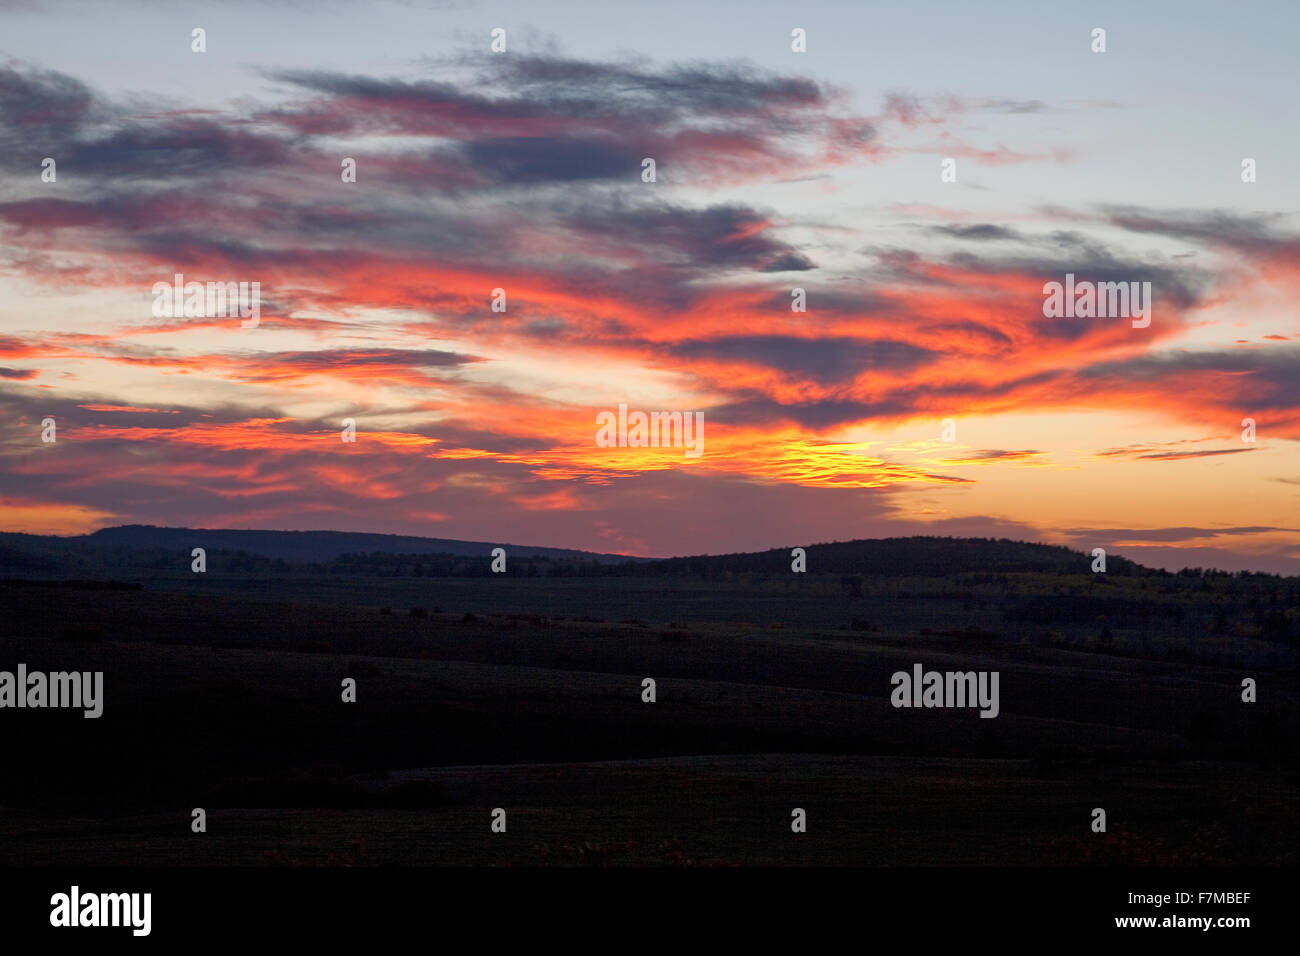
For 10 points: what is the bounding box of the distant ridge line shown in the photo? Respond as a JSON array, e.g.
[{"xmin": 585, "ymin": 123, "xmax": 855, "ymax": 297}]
[{"xmin": 0, "ymin": 525, "xmax": 1180, "ymax": 577}]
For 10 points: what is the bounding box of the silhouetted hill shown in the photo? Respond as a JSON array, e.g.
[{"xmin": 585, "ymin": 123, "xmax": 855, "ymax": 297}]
[
  {"xmin": 8, "ymin": 525, "xmax": 639, "ymax": 564},
  {"xmin": 633, "ymin": 536, "xmax": 1154, "ymax": 577},
  {"xmin": 1, "ymin": 527, "xmax": 1284, "ymax": 581}
]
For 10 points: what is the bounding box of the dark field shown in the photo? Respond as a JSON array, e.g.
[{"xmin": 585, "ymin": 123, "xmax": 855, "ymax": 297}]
[{"xmin": 1, "ymin": 538, "xmax": 1298, "ymax": 866}]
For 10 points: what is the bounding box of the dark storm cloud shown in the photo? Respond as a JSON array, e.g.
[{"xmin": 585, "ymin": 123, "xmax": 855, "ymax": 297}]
[
  {"xmin": 0, "ymin": 387, "xmax": 285, "ymax": 433},
  {"xmin": 670, "ymin": 335, "xmax": 936, "ymax": 383},
  {"xmin": 928, "ymin": 224, "xmax": 1025, "ymax": 241},
  {"xmin": 710, "ymin": 366, "xmax": 1062, "ymax": 431},
  {"xmin": 1099, "ymin": 207, "xmax": 1300, "ymax": 257},
  {"xmin": 760, "ymin": 253, "xmax": 816, "ymax": 272},
  {"xmin": 480, "ymin": 55, "xmax": 827, "ymax": 113},
  {"xmin": 563, "ymin": 201, "xmax": 810, "ymax": 272},
  {"xmin": 1080, "ymin": 345, "xmax": 1300, "ymax": 402},
  {"xmin": 463, "ymin": 135, "xmax": 641, "ymax": 183},
  {"xmin": 949, "ymin": 249, "xmax": 1210, "ymax": 313},
  {"xmin": 61, "ymin": 122, "xmax": 291, "ymax": 180},
  {"xmin": 915, "ymin": 321, "xmax": 1014, "ymax": 348},
  {"xmin": 0, "ymin": 64, "xmax": 100, "ymax": 142},
  {"xmin": 271, "ymin": 56, "xmax": 830, "ymax": 129}
]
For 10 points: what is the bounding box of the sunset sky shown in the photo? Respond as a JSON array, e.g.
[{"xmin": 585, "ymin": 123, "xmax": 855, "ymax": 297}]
[{"xmin": 1, "ymin": 0, "xmax": 1297, "ymax": 571}]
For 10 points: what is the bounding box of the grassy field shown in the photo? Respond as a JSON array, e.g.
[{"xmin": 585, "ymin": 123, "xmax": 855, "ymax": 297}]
[{"xmin": 1, "ymin": 557, "xmax": 1296, "ymax": 866}]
